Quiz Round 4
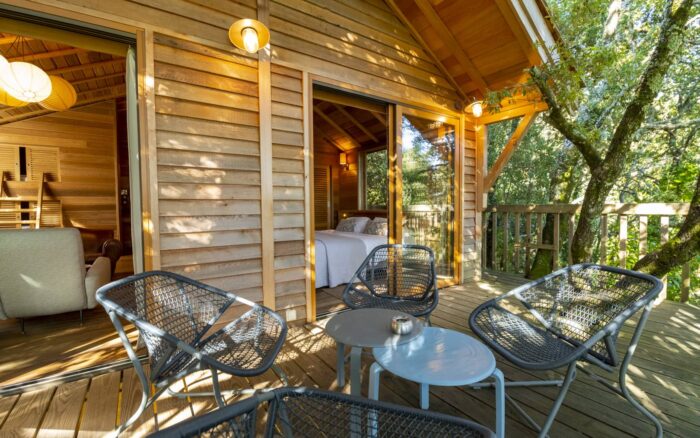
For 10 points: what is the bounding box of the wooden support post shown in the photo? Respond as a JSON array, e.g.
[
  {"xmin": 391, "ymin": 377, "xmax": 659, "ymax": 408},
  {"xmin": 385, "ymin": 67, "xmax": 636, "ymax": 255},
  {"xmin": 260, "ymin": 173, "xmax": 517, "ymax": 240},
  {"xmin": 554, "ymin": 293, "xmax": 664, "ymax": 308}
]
[
  {"xmin": 567, "ymin": 213, "xmax": 575, "ymax": 266},
  {"xmin": 514, "ymin": 212, "xmax": 521, "ymax": 272},
  {"xmin": 524, "ymin": 213, "xmax": 532, "ymax": 276},
  {"xmin": 659, "ymin": 216, "xmax": 669, "ymax": 301},
  {"xmin": 639, "ymin": 215, "xmax": 648, "ymax": 257},
  {"xmin": 600, "ymin": 215, "xmax": 608, "ymax": 264},
  {"xmin": 502, "ymin": 212, "xmax": 509, "ymax": 272},
  {"xmin": 481, "ymin": 212, "xmax": 488, "ymax": 269},
  {"xmin": 35, "ymin": 172, "xmax": 45, "ymax": 229},
  {"xmin": 618, "ymin": 215, "xmax": 627, "ymax": 268},
  {"xmin": 490, "ymin": 213, "xmax": 498, "ymax": 270},
  {"xmin": 552, "ymin": 213, "xmax": 560, "ymax": 271}
]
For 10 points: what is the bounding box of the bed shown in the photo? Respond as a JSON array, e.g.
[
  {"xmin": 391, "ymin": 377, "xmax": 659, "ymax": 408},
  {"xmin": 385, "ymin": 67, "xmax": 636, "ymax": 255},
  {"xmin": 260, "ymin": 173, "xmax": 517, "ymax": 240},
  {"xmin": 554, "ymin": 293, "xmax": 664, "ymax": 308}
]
[{"xmin": 315, "ymin": 211, "xmax": 387, "ymax": 288}]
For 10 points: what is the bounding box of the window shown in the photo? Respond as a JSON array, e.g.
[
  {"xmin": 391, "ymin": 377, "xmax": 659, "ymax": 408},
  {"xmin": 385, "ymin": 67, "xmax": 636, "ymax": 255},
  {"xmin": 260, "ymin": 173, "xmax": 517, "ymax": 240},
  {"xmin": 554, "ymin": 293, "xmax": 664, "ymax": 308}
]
[{"xmin": 363, "ymin": 148, "xmax": 388, "ymax": 209}]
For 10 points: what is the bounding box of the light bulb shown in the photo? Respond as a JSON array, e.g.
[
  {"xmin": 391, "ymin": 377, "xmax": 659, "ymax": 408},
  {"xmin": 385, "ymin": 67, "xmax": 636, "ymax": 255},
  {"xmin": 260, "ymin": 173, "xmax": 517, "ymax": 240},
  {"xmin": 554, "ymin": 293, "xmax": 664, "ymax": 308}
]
[
  {"xmin": 0, "ymin": 61, "xmax": 52, "ymax": 102},
  {"xmin": 242, "ymin": 27, "xmax": 260, "ymax": 53},
  {"xmin": 471, "ymin": 101, "xmax": 483, "ymax": 117}
]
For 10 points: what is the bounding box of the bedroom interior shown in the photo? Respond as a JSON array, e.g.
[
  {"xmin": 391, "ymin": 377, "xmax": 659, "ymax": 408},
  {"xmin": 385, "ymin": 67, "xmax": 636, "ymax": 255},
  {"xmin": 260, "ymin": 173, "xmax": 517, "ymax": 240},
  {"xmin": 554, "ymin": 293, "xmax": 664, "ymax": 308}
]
[
  {"xmin": 311, "ymin": 86, "xmax": 390, "ymax": 315},
  {"xmin": 0, "ymin": 23, "xmax": 139, "ymax": 387}
]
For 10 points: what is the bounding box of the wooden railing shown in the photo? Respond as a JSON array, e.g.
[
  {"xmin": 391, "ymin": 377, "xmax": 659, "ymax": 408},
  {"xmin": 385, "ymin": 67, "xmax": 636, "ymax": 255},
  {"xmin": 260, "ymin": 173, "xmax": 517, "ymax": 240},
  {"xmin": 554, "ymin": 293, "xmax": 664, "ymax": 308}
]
[{"xmin": 482, "ymin": 203, "xmax": 694, "ymax": 302}]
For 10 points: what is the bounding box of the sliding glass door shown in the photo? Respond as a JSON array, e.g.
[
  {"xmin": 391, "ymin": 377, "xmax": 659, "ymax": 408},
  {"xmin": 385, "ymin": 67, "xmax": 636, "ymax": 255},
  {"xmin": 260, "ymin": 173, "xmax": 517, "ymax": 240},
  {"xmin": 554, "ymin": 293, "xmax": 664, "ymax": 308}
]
[{"xmin": 392, "ymin": 107, "xmax": 460, "ymax": 285}]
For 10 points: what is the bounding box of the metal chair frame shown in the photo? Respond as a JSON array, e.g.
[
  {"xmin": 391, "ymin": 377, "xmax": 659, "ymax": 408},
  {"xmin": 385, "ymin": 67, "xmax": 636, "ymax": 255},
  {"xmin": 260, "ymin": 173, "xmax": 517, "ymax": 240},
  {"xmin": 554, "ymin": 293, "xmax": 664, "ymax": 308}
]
[
  {"xmin": 97, "ymin": 271, "xmax": 289, "ymax": 436},
  {"xmin": 469, "ymin": 264, "xmax": 664, "ymax": 438},
  {"xmin": 149, "ymin": 387, "xmax": 495, "ymax": 437},
  {"xmin": 342, "ymin": 244, "xmax": 439, "ymax": 322}
]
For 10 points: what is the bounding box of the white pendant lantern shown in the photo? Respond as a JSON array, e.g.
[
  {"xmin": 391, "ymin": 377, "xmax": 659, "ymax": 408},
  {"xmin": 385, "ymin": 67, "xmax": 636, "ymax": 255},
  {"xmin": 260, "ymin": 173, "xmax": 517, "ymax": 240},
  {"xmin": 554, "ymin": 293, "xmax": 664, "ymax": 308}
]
[
  {"xmin": 40, "ymin": 76, "xmax": 77, "ymax": 111},
  {"xmin": 0, "ymin": 87, "xmax": 27, "ymax": 107},
  {"xmin": 0, "ymin": 60, "xmax": 52, "ymax": 103}
]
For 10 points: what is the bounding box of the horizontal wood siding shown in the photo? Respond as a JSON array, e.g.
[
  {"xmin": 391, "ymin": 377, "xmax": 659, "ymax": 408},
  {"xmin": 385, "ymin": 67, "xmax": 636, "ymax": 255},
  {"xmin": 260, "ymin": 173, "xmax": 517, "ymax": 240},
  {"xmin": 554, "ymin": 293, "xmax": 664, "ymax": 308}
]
[
  {"xmin": 154, "ymin": 33, "xmax": 264, "ymax": 303},
  {"xmin": 271, "ymin": 64, "xmax": 306, "ymax": 321},
  {"xmin": 269, "ymin": 0, "xmax": 459, "ymax": 110},
  {"xmin": 0, "ymin": 101, "xmax": 118, "ymax": 233},
  {"xmin": 464, "ymin": 123, "xmax": 479, "ymax": 279}
]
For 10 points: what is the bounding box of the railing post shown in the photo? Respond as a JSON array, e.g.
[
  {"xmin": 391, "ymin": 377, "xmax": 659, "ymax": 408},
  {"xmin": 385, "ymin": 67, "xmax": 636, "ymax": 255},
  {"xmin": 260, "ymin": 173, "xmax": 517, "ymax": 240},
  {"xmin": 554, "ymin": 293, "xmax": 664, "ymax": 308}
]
[
  {"xmin": 514, "ymin": 212, "xmax": 521, "ymax": 273},
  {"xmin": 552, "ymin": 213, "xmax": 560, "ymax": 270},
  {"xmin": 490, "ymin": 212, "xmax": 498, "ymax": 270},
  {"xmin": 502, "ymin": 212, "xmax": 509, "ymax": 272},
  {"xmin": 567, "ymin": 213, "xmax": 575, "ymax": 266},
  {"xmin": 639, "ymin": 215, "xmax": 648, "ymax": 257},
  {"xmin": 659, "ymin": 216, "xmax": 669, "ymax": 301},
  {"xmin": 619, "ymin": 215, "xmax": 627, "ymax": 268},
  {"xmin": 600, "ymin": 215, "xmax": 608, "ymax": 264},
  {"xmin": 524, "ymin": 213, "xmax": 532, "ymax": 276}
]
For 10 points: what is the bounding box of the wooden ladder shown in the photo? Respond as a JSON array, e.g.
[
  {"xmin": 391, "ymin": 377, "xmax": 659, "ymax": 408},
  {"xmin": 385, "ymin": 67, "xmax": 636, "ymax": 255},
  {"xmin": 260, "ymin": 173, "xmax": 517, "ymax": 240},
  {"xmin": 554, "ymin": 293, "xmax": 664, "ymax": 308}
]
[{"xmin": 0, "ymin": 171, "xmax": 47, "ymax": 229}]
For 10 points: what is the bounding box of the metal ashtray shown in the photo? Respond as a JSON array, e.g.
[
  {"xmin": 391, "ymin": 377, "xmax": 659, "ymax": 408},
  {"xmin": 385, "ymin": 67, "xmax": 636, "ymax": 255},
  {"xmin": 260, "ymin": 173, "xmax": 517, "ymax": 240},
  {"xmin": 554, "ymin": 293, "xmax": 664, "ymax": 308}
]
[{"xmin": 391, "ymin": 315, "xmax": 413, "ymax": 335}]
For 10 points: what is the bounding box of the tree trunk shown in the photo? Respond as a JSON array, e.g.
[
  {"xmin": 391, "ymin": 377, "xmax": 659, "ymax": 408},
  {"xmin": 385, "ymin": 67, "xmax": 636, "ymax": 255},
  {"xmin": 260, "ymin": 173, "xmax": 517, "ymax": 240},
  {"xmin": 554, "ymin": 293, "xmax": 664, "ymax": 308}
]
[{"xmin": 634, "ymin": 173, "xmax": 700, "ymax": 278}]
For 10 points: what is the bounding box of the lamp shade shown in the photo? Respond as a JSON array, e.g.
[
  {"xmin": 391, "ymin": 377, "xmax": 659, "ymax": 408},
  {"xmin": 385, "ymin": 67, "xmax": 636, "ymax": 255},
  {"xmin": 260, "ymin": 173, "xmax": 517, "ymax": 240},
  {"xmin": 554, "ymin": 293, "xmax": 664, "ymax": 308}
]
[
  {"xmin": 0, "ymin": 61, "xmax": 52, "ymax": 102},
  {"xmin": 339, "ymin": 152, "xmax": 348, "ymax": 166},
  {"xmin": 0, "ymin": 87, "xmax": 27, "ymax": 107},
  {"xmin": 470, "ymin": 101, "xmax": 483, "ymax": 117},
  {"xmin": 39, "ymin": 76, "xmax": 77, "ymax": 111},
  {"xmin": 229, "ymin": 19, "xmax": 270, "ymax": 53}
]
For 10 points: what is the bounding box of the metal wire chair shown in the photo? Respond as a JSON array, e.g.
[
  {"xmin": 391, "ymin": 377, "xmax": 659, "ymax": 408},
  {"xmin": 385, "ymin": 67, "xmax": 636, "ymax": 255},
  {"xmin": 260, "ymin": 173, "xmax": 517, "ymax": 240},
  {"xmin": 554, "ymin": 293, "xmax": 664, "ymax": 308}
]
[
  {"xmin": 97, "ymin": 271, "xmax": 288, "ymax": 436},
  {"xmin": 342, "ymin": 244, "xmax": 438, "ymax": 321},
  {"xmin": 149, "ymin": 387, "xmax": 495, "ymax": 437},
  {"xmin": 469, "ymin": 264, "xmax": 663, "ymax": 438}
]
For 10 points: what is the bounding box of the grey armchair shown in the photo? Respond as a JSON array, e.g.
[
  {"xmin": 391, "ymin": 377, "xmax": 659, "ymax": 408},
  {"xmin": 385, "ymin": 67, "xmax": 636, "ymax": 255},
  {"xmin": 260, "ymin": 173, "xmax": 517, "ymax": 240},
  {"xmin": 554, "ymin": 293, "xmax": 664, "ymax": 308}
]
[{"xmin": 0, "ymin": 228, "xmax": 111, "ymax": 331}]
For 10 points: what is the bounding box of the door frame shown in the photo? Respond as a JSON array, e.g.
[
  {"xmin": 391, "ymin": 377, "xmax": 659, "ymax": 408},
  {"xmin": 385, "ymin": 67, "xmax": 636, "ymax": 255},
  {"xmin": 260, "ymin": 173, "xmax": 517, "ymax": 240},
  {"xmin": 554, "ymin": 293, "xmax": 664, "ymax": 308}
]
[{"xmin": 393, "ymin": 105, "xmax": 463, "ymax": 288}]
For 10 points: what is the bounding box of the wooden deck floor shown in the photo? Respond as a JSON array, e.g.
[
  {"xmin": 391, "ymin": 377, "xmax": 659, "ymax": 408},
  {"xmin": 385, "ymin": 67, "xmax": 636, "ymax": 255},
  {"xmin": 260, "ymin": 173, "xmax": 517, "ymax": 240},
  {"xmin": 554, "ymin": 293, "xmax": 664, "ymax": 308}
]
[{"xmin": 0, "ymin": 271, "xmax": 698, "ymax": 437}]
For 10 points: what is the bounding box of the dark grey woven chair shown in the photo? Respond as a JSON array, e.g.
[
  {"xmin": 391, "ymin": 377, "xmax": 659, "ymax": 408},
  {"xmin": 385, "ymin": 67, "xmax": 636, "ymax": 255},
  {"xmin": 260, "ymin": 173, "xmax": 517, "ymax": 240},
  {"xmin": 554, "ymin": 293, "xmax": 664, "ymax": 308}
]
[
  {"xmin": 149, "ymin": 387, "xmax": 495, "ymax": 437},
  {"xmin": 342, "ymin": 244, "xmax": 438, "ymax": 322},
  {"xmin": 96, "ymin": 271, "xmax": 288, "ymax": 435},
  {"xmin": 469, "ymin": 264, "xmax": 663, "ymax": 438}
]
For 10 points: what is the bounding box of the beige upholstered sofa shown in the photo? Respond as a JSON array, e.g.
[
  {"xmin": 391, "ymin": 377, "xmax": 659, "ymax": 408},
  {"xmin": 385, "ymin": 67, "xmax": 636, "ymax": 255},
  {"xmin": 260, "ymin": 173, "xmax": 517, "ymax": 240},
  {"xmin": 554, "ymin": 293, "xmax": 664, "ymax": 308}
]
[{"xmin": 0, "ymin": 228, "xmax": 112, "ymax": 325}]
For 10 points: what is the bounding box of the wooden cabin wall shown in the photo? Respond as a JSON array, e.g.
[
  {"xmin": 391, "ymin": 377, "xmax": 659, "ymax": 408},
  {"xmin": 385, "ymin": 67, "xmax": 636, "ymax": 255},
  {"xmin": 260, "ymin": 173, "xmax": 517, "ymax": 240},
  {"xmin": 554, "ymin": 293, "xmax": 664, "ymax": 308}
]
[
  {"xmin": 313, "ymin": 140, "xmax": 361, "ymax": 228},
  {"xmin": 464, "ymin": 123, "xmax": 479, "ymax": 280},
  {"xmin": 14, "ymin": 0, "xmax": 461, "ymax": 321},
  {"xmin": 0, "ymin": 101, "xmax": 118, "ymax": 235},
  {"xmin": 338, "ymin": 150, "xmax": 359, "ymax": 214}
]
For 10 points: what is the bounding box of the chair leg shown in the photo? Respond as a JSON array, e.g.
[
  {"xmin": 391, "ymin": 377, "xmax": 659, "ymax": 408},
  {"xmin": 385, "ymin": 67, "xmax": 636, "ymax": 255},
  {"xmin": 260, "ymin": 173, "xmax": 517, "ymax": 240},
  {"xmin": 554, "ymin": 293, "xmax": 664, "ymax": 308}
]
[
  {"xmin": 79, "ymin": 309, "xmax": 84, "ymax": 325},
  {"xmin": 272, "ymin": 363, "xmax": 289, "ymax": 386},
  {"xmin": 19, "ymin": 318, "xmax": 24, "ymax": 334},
  {"xmin": 618, "ymin": 303, "xmax": 663, "ymax": 438},
  {"xmin": 538, "ymin": 362, "xmax": 577, "ymax": 438},
  {"xmin": 211, "ymin": 368, "xmax": 226, "ymax": 408}
]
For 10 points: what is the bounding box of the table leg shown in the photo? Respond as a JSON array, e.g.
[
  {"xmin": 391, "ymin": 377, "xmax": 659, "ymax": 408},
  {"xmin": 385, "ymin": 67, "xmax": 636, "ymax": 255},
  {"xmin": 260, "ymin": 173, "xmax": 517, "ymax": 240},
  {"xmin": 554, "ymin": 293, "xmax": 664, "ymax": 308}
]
[
  {"xmin": 349, "ymin": 346, "xmax": 362, "ymax": 396},
  {"xmin": 492, "ymin": 368, "xmax": 505, "ymax": 438},
  {"xmin": 420, "ymin": 383, "xmax": 430, "ymax": 409},
  {"xmin": 336, "ymin": 341, "xmax": 345, "ymax": 387},
  {"xmin": 368, "ymin": 362, "xmax": 383, "ymax": 400}
]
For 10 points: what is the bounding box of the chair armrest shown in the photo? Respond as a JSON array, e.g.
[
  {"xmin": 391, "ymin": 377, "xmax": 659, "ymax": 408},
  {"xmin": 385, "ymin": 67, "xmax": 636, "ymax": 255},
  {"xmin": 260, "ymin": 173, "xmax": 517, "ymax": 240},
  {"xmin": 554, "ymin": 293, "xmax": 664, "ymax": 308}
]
[{"xmin": 85, "ymin": 256, "xmax": 111, "ymax": 309}]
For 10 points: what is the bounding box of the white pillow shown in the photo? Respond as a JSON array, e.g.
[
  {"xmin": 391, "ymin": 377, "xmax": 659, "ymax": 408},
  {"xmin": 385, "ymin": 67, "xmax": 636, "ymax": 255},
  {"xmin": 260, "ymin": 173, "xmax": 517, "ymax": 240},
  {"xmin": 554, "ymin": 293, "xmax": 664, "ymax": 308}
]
[
  {"xmin": 364, "ymin": 219, "xmax": 388, "ymax": 236},
  {"xmin": 336, "ymin": 217, "xmax": 371, "ymax": 233}
]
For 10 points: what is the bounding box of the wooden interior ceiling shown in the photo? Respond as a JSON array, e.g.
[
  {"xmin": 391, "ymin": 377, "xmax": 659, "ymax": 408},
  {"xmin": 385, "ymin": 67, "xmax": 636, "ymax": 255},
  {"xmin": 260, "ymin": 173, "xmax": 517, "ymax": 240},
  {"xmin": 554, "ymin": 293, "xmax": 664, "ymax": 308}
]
[
  {"xmin": 313, "ymin": 96, "xmax": 387, "ymax": 152},
  {"xmin": 0, "ymin": 33, "xmax": 126, "ymax": 125},
  {"xmin": 388, "ymin": 0, "xmax": 552, "ymax": 100}
]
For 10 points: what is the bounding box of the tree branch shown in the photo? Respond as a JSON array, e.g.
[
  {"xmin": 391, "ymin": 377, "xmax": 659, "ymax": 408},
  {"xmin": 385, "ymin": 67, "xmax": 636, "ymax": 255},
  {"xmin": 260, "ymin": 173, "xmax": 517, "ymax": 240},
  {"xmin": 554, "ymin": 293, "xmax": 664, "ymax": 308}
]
[
  {"xmin": 530, "ymin": 66, "xmax": 603, "ymax": 169},
  {"xmin": 643, "ymin": 117, "xmax": 700, "ymax": 130},
  {"xmin": 606, "ymin": 0, "xmax": 695, "ymax": 164}
]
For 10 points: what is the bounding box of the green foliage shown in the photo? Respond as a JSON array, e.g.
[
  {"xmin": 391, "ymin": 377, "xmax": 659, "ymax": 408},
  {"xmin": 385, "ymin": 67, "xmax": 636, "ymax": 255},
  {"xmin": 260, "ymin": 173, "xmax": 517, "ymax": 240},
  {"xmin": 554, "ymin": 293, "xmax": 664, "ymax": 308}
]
[{"xmin": 364, "ymin": 149, "xmax": 388, "ymax": 209}]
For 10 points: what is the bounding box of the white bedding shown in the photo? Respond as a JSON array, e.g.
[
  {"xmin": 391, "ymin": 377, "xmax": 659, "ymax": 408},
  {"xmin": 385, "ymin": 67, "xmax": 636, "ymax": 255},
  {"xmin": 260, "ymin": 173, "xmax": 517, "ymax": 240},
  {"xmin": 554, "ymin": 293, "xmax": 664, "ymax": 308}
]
[{"xmin": 314, "ymin": 230, "xmax": 387, "ymax": 288}]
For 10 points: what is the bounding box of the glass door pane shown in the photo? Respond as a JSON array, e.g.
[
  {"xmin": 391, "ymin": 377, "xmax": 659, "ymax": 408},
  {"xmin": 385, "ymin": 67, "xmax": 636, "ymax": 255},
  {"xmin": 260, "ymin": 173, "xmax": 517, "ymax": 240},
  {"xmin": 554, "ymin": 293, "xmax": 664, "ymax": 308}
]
[{"xmin": 400, "ymin": 112, "xmax": 456, "ymax": 280}]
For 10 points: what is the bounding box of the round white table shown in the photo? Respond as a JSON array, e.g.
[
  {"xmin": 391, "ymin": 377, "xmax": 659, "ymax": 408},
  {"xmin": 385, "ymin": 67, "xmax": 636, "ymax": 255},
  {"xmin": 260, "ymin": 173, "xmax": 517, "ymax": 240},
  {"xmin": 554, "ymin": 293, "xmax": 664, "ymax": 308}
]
[
  {"xmin": 324, "ymin": 308, "xmax": 423, "ymax": 396},
  {"xmin": 369, "ymin": 327, "xmax": 505, "ymax": 438}
]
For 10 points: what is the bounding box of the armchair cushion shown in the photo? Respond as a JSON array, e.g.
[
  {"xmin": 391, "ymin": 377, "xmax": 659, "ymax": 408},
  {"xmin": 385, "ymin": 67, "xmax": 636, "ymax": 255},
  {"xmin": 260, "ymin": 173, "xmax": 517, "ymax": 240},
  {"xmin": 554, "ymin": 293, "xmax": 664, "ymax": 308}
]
[{"xmin": 85, "ymin": 256, "xmax": 111, "ymax": 309}]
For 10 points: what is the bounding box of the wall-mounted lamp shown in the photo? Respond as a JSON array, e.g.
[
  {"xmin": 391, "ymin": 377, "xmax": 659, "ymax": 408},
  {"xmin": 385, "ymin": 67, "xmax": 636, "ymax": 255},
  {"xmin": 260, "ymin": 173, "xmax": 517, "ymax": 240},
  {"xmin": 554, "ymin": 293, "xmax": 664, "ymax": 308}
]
[
  {"xmin": 339, "ymin": 152, "xmax": 349, "ymax": 170},
  {"xmin": 465, "ymin": 100, "xmax": 483, "ymax": 118},
  {"xmin": 228, "ymin": 19, "xmax": 270, "ymax": 53}
]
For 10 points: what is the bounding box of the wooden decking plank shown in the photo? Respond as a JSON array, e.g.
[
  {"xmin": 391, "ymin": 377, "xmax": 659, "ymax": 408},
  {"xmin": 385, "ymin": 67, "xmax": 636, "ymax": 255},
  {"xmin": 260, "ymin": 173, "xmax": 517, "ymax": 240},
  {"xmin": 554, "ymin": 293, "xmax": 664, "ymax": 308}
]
[
  {"xmin": 36, "ymin": 379, "xmax": 89, "ymax": 438},
  {"xmin": 120, "ymin": 367, "xmax": 156, "ymax": 437},
  {"xmin": 78, "ymin": 372, "xmax": 120, "ymax": 438},
  {"xmin": 0, "ymin": 394, "xmax": 19, "ymax": 429},
  {"xmin": 0, "ymin": 386, "xmax": 54, "ymax": 436}
]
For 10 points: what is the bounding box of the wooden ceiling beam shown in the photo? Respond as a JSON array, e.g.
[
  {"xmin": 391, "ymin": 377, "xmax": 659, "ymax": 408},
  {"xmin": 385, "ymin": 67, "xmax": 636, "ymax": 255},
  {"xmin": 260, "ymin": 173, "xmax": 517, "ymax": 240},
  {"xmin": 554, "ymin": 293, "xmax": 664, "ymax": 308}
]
[
  {"xmin": 479, "ymin": 101, "xmax": 547, "ymax": 124},
  {"xmin": 8, "ymin": 48, "xmax": 83, "ymax": 63},
  {"xmin": 332, "ymin": 103, "xmax": 380, "ymax": 143},
  {"xmin": 494, "ymin": 0, "xmax": 541, "ymax": 66},
  {"xmin": 314, "ymin": 88, "xmax": 386, "ymax": 114},
  {"xmin": 372, "ymin": 111, "xmax": 387, "ymax": 127},
  {"xmin": 413, "ymin": 0, "xmax": 489, "ymax": 96},
  {"xmin": 46, "ymin": 58, "xmax": 124, "ymax": 76},
  {"xmin": 69, "ymin": 72, "xmax": 125, "ymax": 86},
  {"xmin": 0, "ymin": 36, "xmax": 33, "ymax": 45},
  {"xmin": 385, "ymin": 0, "xmax": 467, "ymax": 102},
  {"xmin": 313, "ymin": 106, "xmax": 362, "ymax": 150}
]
